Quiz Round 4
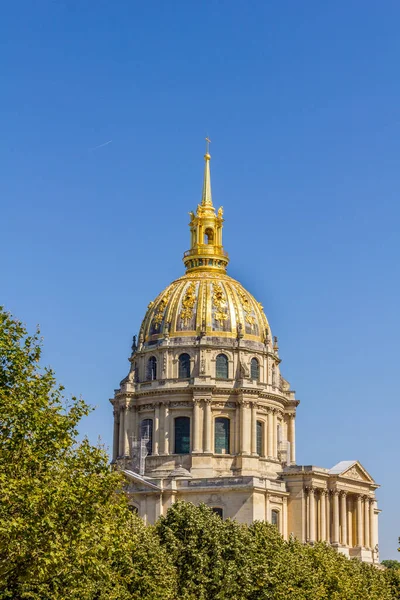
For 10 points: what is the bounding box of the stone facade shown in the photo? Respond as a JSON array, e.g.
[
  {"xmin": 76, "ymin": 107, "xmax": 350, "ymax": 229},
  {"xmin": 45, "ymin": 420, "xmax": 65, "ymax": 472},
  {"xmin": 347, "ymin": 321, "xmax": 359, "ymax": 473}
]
[{"xmin": 110, "ymin": 148, "xmax": 380, "ymax": 564}]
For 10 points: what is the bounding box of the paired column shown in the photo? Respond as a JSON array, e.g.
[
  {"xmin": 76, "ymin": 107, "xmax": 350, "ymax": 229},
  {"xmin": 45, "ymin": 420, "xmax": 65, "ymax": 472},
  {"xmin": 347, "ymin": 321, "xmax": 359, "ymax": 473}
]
[
  {"xmin": 320, "ymin": 490, "xmax": 326, "ymax": 541},
  {"xmin": 308, "ymin": 488, "xmax": 316, "ymax": 543},
  {"xmin": 251, "ymin": 403, "xmax": 258, "ymax": 455},
  {"xmin": 288, "ymin": 415, "xmax": 296, "ymax": 464},
  {"xmin": 340, "ymin": 492, "xmax": 347, "ymax": 546},
  {"xmin": 364, "ymin": 496, "xmax": 370, "ymax": 548},
  {"xmin": 369, "ymin": 499, "xmax": 376, "ymax": 552},
  {"xmin": 356, "ymin": 495, "xmax": 363, "ymax": 547},
  {"xmin": 192, "ymin": 400, "xmax": 201, "ymax": 453},
  {"xmin": 272, "ymin": 410, "xmax": 278, "ymax": 457},
  {"xmin": 153, "ymin": 403, "xmax": 160, "ymax": 456},
  {"xmin": 267, "ymin": 410, "xmax": 273, "ymax": 457},
  {"xmin": 163, "ymin": 403, "xmax": 170, "ymax": 455},
  {"xmin": 204, "ymin": 400, "xmax": 212, "ymax": 453},
  {"xmin": 118, "ymin": 406, "xmax": 125, "ymax": 456},
  {"xmin": 332, "ymin": 491, "xmax": 340, "ymax": 545},
  {"xmin": 240, "ymin": 401, "xmax": 251, "ymax": 454}
]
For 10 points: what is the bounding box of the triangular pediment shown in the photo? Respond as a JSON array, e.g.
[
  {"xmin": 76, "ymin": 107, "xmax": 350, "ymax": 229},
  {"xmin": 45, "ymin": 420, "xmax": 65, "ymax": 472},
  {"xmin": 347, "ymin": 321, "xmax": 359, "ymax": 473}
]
[
  {"xmin": 122, "ymin": 469, "xmax": 161, "ymax": 491},
  {"xmin": 329, "ymin": 461, "xmax": 375, "ymax": 483}
]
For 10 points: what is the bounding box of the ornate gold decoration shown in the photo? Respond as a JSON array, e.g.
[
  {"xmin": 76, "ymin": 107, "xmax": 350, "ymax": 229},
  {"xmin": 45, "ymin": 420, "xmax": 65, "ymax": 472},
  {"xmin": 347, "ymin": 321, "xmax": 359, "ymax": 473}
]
[
  {"xmin": 212, "ymin": 282, "xmax": 228, "ymax": 326},
  {"xmin": 180, "ymin": 283, "xmax": 197, "ymax": 325},
  {"xmin": 237, "ymin": 287, "xmax": 256, "ymax": 327},
  {"xmin": 152, "ymin": 288, "xmax": 172, "ymax": 331}
]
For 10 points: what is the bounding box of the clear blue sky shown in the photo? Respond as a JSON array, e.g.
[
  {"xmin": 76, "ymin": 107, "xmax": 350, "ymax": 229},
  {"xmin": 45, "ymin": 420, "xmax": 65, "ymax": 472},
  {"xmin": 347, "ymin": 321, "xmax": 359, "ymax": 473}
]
[{"xmin": 2, "ymin": 2, "xmax": 399, "ymax": 559}]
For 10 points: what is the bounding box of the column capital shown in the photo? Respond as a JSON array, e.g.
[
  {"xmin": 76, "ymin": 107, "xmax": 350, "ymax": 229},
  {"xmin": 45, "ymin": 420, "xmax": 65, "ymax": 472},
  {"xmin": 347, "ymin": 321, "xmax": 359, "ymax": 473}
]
[
  {"xmin": 305, "ymin": 486, "xmax": 315, "ymax": 495},
  {"xmin": 339, "ymin": 490, "xmax": 347, "ymax": 498},
  {"xmin": 320, "ymin": 489, "xmax": 329, "ymax": 496},
  {"xmin": 331, "ymin": 489, "xmax": 340, "ymax": 497},
  {"xmin": 369, "ymin": 497, "xmax": 375, "ymax": 506}
]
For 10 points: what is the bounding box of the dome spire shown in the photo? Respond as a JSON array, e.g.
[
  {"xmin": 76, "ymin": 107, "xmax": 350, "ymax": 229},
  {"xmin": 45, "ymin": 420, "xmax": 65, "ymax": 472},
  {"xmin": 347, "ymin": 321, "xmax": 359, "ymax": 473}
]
[
  {"xmin": 183, "ymin": 142, "xmax": 229, "ymax": 274},
  {"xmin": 201, "ymin": 137, "xmax": 213, "ymax": 207}
]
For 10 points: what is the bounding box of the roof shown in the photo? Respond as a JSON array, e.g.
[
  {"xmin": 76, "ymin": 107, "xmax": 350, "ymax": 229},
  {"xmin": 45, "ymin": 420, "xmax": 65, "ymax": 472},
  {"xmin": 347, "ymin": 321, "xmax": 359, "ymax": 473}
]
[{"xmin": 329, "ymin": 460, "xmax": 357, "ymax": 475}]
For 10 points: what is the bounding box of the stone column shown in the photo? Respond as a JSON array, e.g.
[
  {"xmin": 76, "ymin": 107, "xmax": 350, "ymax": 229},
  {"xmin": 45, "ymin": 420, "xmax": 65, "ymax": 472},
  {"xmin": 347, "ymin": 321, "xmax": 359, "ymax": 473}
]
[
  {"xmin": 272, "ymin": 410, "xmax": 278, "ymax": 458},
  {"xmin": 251, "ymin": 403, "xmax": 257, "ymax": 455},
  {"xmin": 153, "ymin": 403, "xmax": 160, "ymax": 456},
  {"xmin": 131, "ymin": 405, "xmax": 137, "ymax": 443},
  {"xmin": 267, "ymin": 410, "xmax": 273, "ymax": 457},
  {"xmin": 332, "ymin": 491, "xmax": 340, "ymax": 545},
  {"xmin": 288, "ymin": 414, "xmax": 296, "ymax": 464},
  {"xmin": 326, "ymin": 491, "xmax": 331, "ymax": 543},
  {"xmin": 309, "ymin": 488, "xmax": 316, "ymax": 543},
  {"xmin": 347, "ymin": 497, "xmax": 353, "ymax": 548},
  {"xmin": 340, "ymin": 491, "xmax": 347, "ymax": 546},
  {"xmin": 164, "ymin": 403, "xmax": 170, "ymax": 455},
  {"xmin": 356, "ymin": 495, "xmax": 363, "ymax": 547},
  {"xmin": 364, "ymin": 496, "xmax": 370, "ymax": 548},
  {"xmin": 192, "ymin": 400, "xmax": 201, "ymax": 453},
  {"xmin": 240, "ymin": 401, "xmax": 250, "ymax": 454},
  {"xmin": 118, "ymin": 406, "xmax": 125, "ymax": 456},
  {"xmin": 235, "ymin": 403, "xmax": 240, "ymax": 454},
  {"xmin": 320, "ymin": 491, "xmax": 326, "ymax": 542},
  {"xmin": 204, "ymin": 400, "xmax": 212, "ymax": 453},
  {"xmin": 369, "ymin": 499, "xmax": 376, "ymax": 553},
  {"xmin": 113, "ymin": 409, "xmax": 119, "ymax": 460}
]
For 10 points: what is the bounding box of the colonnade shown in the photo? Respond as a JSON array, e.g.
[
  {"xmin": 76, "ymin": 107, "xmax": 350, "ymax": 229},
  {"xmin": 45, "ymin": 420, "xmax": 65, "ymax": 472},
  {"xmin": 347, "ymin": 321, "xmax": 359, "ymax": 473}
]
[
  {"xmin": 304, "ymin": 487, "xmax": 376, "ymax": 549},
  {"xmin": 113, "ymin": 399, "xmax": 296, "ymax": 464}
]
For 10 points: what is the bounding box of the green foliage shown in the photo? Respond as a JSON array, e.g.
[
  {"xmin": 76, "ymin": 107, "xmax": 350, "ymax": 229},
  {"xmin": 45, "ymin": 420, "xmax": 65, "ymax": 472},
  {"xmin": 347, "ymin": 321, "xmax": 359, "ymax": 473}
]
[
  {"xmin": 157, "ymin": 501, "xmax": 395, "ymax": 600},
  {"xmin": 0, "ymin": 308, "xmax": 176, "ymax": 600},
  {"xmin": 1, "ymin": 306, "xmax": 399, "ymax": 599},
  {"xmin": 383, "ymin": 560, "xmax": 400, "ymax": 570}
]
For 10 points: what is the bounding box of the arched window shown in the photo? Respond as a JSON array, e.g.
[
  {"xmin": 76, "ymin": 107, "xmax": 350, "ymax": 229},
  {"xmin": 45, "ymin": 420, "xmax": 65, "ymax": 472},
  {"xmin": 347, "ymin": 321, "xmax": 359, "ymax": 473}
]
[
  {"xmin": 216, "ymin": 354, "xmax": 228, "ymax": 379},
  {"xmin": 204, "ymin": 227, "xmax": 214, "ymax": 244},
  {"xmin": 178, "ymin": 353, "xmax": 191, "ymax": 379},
  {"xmin": 140, "ymin": 419, "xmax": 153, "ymax": 455},
  {"xmin": 147, "ymin": 356, "xmax": 157, "ymax": 381},
  {"xmin": 251, "ymin": 358, "xmax": 259, "ymax": 380},
  {"xmin": 214, "ymin": 417, "xmax": 230, "ymax": 454},
  {"xmin": 174, "ymin": 416, "xmax": 190, "ymax": 454},
  {"xmin": 211, "ymin": 507, "xmax": 223, "ymax": 518},
  {"xmin": 271, "ymin": 509, "xmax": 280, "ymax": 529},
  {"xmin": 256, "ymin": 420, "xmax": 264, "ymax": 456}
]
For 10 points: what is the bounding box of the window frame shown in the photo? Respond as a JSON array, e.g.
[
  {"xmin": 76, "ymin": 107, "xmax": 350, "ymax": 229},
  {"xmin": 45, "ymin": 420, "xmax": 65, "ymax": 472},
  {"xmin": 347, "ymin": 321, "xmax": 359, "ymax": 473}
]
[
  {"xmin": 147, "ymin": 356, "xmax": 157, "ymax": 381},
  {"xmin": 174, "ymin": 415, "xmax": 191, "ymax": 454},
  {"xmin": 250, "ymin": 357, "xmax": 260, "ymax": 381},
  {"xmin": 178, "ymin": 353, "xmax": 191, "ymax": 379},
  {"xmin": 140, "ymin": 418, "xmax": 153, "ymax": 455},
  {"xmin": 271, "ymin": 509, "xmax": 280, "ymax": 529},
  {"xmin": 256, "ymin": 419, "xmax": 264, "ymax": 456},
  {"xmin": 214, "ymin": 416, "xmax": 230, "ymax": 454},
  {"xmin": 215, "ymin": 353, "xmax": 229, "ymax": 380}
]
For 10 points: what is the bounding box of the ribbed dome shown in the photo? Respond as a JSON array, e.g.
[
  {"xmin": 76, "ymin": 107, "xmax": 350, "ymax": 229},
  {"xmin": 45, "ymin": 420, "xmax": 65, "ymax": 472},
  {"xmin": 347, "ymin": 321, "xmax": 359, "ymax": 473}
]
[{"xmin": 140, "ymin": 270, "xmax": 270, "ymax": 344}]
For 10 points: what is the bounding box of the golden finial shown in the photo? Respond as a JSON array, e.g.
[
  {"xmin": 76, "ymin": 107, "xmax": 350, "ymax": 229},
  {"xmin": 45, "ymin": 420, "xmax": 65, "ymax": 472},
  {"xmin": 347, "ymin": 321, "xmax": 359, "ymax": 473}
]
[
  {"xmin": 205, "ymin": 136, "xmax": 211, "ymax": 159},
  {"xmin": 201, "ymin": 137, "xmax": 213, "ymax": 206}
]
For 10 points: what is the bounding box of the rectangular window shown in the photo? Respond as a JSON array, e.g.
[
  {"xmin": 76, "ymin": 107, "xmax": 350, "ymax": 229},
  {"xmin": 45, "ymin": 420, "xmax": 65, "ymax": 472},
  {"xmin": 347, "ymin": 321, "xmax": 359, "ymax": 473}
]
[
  {"xmin": 256, "ymin": 420, "xmax": 263, "ymax": 456},
  {"xmin": 214, "ymin": 417, "xmax": 230, "ymax": 454}
]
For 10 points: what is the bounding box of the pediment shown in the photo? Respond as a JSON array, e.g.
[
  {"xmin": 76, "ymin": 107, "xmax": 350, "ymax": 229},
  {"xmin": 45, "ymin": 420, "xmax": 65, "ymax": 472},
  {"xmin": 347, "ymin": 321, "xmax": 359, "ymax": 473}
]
[
  {"xmin": 122, "ymin": 469, "xmax": 161, "ymax": 491},
  {"xmin": 329, "ymin": 461, "xmax": 375, "ymax": 484}
]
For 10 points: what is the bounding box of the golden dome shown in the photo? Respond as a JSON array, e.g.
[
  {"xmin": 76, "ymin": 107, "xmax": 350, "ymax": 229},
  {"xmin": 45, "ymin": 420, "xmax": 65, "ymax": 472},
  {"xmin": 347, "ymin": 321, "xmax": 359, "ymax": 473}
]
[
  {"xmin": 140, "ymin": 144, "xmax": 270, "ymax": 344},
  {"xmin": 141, "ymin": 271, "xmax": 270, "ymax": 344}
]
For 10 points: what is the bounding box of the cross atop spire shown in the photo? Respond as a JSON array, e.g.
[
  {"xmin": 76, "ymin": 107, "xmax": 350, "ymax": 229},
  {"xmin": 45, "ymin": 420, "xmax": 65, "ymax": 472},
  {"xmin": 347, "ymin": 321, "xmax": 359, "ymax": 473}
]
[{"xmin": 201, "ymin": 137, "xmax": 213, "ymax": 207}]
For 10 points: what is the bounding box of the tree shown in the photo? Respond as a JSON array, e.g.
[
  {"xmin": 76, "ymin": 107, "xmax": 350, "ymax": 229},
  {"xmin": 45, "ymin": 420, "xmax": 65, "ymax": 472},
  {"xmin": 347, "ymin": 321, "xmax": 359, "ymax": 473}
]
[
  {"xmin": 0, "ymin": 308, "xmax": 176, "ymax": 600},
  {"xmin": 383, "ymin": 560, "xmax": 400, "ymax": 570}
]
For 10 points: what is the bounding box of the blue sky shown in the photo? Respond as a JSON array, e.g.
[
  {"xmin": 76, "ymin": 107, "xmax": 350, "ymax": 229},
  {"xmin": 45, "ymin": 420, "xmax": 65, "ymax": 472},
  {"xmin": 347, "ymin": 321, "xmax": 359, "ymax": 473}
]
[{"xmin": 2, "ymin": 1, "xmax": 400, "ymax": 559}]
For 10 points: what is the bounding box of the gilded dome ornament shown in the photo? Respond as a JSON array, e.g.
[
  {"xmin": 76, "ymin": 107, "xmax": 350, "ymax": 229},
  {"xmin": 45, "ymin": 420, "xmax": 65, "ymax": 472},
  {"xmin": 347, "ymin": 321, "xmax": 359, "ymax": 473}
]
[{"xmin": 138, "ymin": 146, "xmax": 270, "ymax": 345}]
